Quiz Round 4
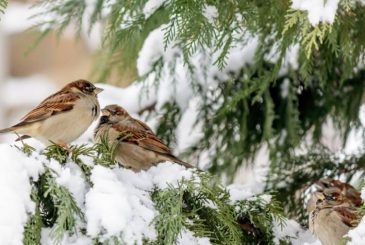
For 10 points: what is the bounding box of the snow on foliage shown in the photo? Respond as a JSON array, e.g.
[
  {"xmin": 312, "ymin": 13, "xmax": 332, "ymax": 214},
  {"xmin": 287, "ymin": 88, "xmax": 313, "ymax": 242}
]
[
  {"xmin": 0, "ymin": 81, "xmax": 319, "ymax": 245},
  {"xmin": 291, "ymin": 0, "xmax": 340, "ymax": 26},
  {"xmin": 0, "ymin": 144, "xmax": 43, "ymax": 245},
  {"xmin": 143, "ymin": 0, "xmax": 167, "ymax": 19}
]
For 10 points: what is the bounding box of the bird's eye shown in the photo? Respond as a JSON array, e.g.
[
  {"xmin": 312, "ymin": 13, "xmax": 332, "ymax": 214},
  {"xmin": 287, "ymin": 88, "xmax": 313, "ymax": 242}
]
[
  {"xmin": 111, "ymin": 111, "xmax": 118, "ymax": 115},
  {"xmin": 85, "ymin": 85, "xmax": 94, "ymax": 92},
  {"xmin": 325, "ymin": 195, "xmax": 334, "ymax": 200}
]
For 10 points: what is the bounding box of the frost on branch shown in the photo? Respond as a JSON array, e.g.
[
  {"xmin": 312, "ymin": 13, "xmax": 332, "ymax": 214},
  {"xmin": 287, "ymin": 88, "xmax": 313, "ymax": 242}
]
[{"xmin": 0, "ymin": 140, "xmax": 297, "ymax": 245}]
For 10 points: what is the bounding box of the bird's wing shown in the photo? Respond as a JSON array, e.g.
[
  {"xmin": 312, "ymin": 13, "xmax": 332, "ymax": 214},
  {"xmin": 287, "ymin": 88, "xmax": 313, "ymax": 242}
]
[
  {"xmin": 17, "ymin": 92, "xmax": 80, "ymax": 125},
  {"xmin": 133, "ymin": 118, "xmax": 154, "ymax": 132},
  {"xmin": 112, "ymin": 123, "xmax": 172, "ymax": 155},
  {"xmin": 333, "ymin": 206, "xmax": 360, "ymax": 227}
]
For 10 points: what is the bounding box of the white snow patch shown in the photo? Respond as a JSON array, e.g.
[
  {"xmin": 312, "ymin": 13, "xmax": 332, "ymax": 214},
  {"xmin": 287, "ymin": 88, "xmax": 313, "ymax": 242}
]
[
  {"xmin": 177, "ymin": 229, "xmax": 211, "ymax": 245},
  {"xmin": 273, "ymin": 219, "xmax": 318, "ymax": 245},
  {"xmin": 291, "ymin": 0, "xmax": 340, "ymax": 26},
  {"xmin": 41, "ymin": 228, "xmax": 93, "ymax": 245},
  {"xmin": 143, "ymin": 0, "xmax": 167, "ymax": 19},
  {"xmin": 0, "ymin": 144, "xmax": 44, "ymax": 245},
  {"xmin": 85, "ymin": 162, "xmax": 193, "ymax": 243},
  {"xmin": 227, "ymin": 184, "xmax": 254, "ymax": 202},
  {"xmin": 203, "ymin": 5, "xmax": 218, "ymax": 24}
]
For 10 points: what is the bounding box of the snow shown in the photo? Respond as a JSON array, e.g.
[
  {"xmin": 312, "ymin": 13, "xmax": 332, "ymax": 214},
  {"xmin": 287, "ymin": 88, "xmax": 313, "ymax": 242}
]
[
  {"xmin": 0, "ymin": 144, "xmax": 44, "ymax": 245},
  {"xmin": 273, "ymin": 219, "xmax": 317, "ymax": 245},
  {"xmin": 1, "ymin": 76, "xmax": 57, "ymax": 110},
  {"xmin": 0, "ymin": 3, "xmax": 42, "ymax": 34},
  {"xmin": 143, "ymin": 0, "xmax": 167, "ymax": 19},
  {"xmin": 347, "ymin": 183, "xmax": 365, "ymax": 244},
  {"xmin": 0, "ymin": 138, "xmax": 198, "ymax": 244},
  {"xmin": 291, "ymin": 0, "xmax": 340, "ymax": 26},
  {"xmin": 41, "ymin": 228, "xmax": 92, "ymax": 245},
  {"xmin": 202, "ymin": 5, "xmax": 218, "ymax": 24},
  {"xmin": 227, "ymin": 184, "xmax": 254, "ymax": 202},
  {"xmin": 177, "ymin": 229, "xmax": 211, "ymax": 245},
  {"xmin": 85, "ymin": 162, "xmax": 194, "ymax": 243},
  {"xmin": 1, "ymin": 77, "xmax": 363, "ymax": 244},
  {"xmin": 51, "ymin": 161, "xmax": 89, "ymax": 208}
]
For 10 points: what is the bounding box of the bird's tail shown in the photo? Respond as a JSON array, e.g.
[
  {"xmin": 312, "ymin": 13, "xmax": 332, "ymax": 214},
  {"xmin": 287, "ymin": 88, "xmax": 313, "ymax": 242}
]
[
  {"xmin": 170, "ymin": 155, "xmax": 202, "ymax": 171},
  {"xmin": 0, "ymin": 127, "xmax": 16, "ymax": 134}
]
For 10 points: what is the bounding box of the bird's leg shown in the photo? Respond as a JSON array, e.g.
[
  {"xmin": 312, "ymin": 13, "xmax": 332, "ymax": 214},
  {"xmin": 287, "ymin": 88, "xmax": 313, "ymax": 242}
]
[{"xmin": 57, "ymin": 141, "xmax": 72, "ymax": 154}]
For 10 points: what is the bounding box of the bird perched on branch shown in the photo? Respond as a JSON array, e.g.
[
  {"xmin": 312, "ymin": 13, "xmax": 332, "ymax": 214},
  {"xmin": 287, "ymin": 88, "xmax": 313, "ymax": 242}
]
[
  {"xmin": 94, "ymin": 104, "xmax": 193, "ymax": 171},
  {"xmin": 0, "ymin": 79, "xmax": 103, "ymax": 150},
  {"xmin": 308, "ymin": 180, "xmax": 362, "ymax": 245}
]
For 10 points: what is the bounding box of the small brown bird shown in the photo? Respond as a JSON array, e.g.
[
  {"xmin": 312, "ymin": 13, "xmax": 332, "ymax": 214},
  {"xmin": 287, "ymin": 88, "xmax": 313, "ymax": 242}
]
[
  {"xmin": 0, "ymin": 79, "xmax": 103, "ymax": 148},
  {"xmin": 94, "ymin": 104, "xmax": 193, "ymax": 171},
  {"xmin": 316, "ymin": 179, "xmax": 363, "ymax": 207},
  {"xmin": 309, "ymin": 188, "xmax": 361, "ymax": 245}
]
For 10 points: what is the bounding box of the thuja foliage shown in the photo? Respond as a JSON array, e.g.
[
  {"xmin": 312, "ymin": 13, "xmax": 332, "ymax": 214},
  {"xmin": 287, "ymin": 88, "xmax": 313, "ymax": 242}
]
[
  {"xmin": 0, "ymin": 0, "xmax": 7, "ymax": 16},
  {"xmin": 152, "ymin": 175, "xmax": 285, "ymax": 245},
  {"xmin": 18, "ymin": 142, "xmax": 287, "ymax": 244},
  {"xmin": 16, "ymin": 0, "xmax": 365, "ymax": 224}
]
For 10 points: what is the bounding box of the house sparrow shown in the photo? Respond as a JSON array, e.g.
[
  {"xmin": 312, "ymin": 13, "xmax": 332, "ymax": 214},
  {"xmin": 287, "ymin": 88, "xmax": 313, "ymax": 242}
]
[
  {"xmin": 309, "ymin": 188, "xmax": 361, "ymax": 245},
  {"xmin": 307, "ymin": 179, "xmax": 362, "ymax": 214},
  {"xmin": 316, "ymin": 179, "xmax": 362, "ymax": 207},
  {"xmin": 94, "ymin": 104, "xmax": 193, "ymax": 171},
  {"xmin": 0, "ymin": 79, "xmax": 103, "ymax": 148}
]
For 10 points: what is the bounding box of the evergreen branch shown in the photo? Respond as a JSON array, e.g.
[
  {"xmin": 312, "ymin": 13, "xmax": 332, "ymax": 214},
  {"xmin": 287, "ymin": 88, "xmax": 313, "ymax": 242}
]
[
  {"xmin": 23, "ymin": 188, "xmax": 42, "ymax": 245},
  {"xmin": 94, "ymin": 133, "xmax": 118, "ymax": 166},
  {"xmin": 0, "ymin": 0, "xmax": 7, "ymax": 17},
  {"xmin": 43, "ymin": 143, "xmax": 70, "ymax": 164},
  {"xmin": 43, "ymin": 168, "xmax": 84, "ymax": 243}
]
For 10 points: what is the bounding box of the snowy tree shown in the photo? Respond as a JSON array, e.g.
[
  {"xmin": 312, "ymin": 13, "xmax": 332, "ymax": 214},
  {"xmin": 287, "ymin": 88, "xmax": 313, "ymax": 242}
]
[{"xmin": 2, "ymin": 0, "xmax": 365, "ymax": 244}]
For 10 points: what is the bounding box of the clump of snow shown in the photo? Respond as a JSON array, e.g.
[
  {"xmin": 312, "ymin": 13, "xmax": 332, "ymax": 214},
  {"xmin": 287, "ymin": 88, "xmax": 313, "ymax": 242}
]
[
  {"xmin": 85, "ymin": 165, "xmax": 153, "ymax": 241},
  {"xmin": 202, "ymin": 5, "xmax": 218, "ymax": 24},
  {"xmin": 143, "ymin": 0, "xmax": 167, "ymax": 19},
  {"xmin": 177, "ymin": 229, "xmax": 211, "ymax": 245},
  {"xmin": 41, "ymin": 228, "xmax": 92, "ymax": 245},
  {"xmin": 50, "ymin": 161, "xmax": 89, "ymax": 208},
  {"xmin": 85, "ymin": 162, "xmax": 193, "ymax": 243},
  {"xmin": 0, "ymin": 3, "xmax": 42, "ymax": 34},
  {"xmin": 291, "ymin": 0, "xmax": 340, "ymax": 26},
  {"xmin": 137, "ymin": 25, "xmax": 179, "ymax": 77},
  {"xmin": 176, "ymin": 97, "xmax": 204, "ymax": 153},
  {"xmin": 227, "ymin": 184, "xmax": 254, "ymax": 202},
  {"xmin": 273, "ymin": 219, "xmax": 318, "ymax": 245},
  {"xmin": 0, "ymin": 144, "xmax": 44, "ymax": 244}
]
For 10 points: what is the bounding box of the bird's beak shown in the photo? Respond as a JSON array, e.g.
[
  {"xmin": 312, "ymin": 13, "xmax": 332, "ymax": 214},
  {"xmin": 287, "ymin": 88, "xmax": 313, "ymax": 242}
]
[
  {"xmin": 101, "ymin": 108, "xmax": 111, "ymax": 116},
  {"xmin": 314, "ymin": 192, "xmax": 325, "ymax": 201},
  {"xmin": 94, "ymin": 87, "xmax": 104, "ymax": 94}
]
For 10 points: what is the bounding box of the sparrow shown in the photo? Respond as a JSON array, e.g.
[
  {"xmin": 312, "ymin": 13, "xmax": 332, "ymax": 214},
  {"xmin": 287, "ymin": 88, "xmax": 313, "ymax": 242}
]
[
  {"xmin": 309, "ymin": 188, "xmax": 361, "ymax": 245},
  {"xmin": 307, "ymin": 179, "xmax": 362, "ymax": 214},
  {"xmin": 93, "ymin": 104, "xmax": 193, "ymax": 171},
  {"xmin": 316, "ymin": 179, "xmax": 362, "ymax": 207},
  {"xmin": 0, "ymin": 79, "xmax": 103, "ymax": 148}
]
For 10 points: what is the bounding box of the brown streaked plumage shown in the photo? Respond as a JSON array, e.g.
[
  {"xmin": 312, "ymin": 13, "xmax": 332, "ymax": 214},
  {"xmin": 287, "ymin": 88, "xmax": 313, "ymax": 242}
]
[
  {"xmin": 316, "ymin": 179, "xmax": 362, "ymax": 207},
  {"xmin": 94, "ymin": 104, "xmax": 193, "ymax": 171},
  {"xmin": 309, "ymin": 189, "xmax": 362, "ymax": 245},
  {"xmin": 0, "ymin": 79, "xmax": 103, "ymax": 146}
]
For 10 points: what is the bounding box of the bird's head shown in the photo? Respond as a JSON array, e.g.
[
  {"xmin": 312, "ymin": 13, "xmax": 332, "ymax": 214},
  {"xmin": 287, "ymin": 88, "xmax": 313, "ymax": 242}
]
[
  {"xmin": 99, "ymin": 104, "xmax": 129, "ymax": 124},
  {"xmin": 314, "ymin": 188, "xmax": 345, "ymax": 208},
  {"xmin": 65, "ymin": 79, "xmax": 103, "ymax": 96}
]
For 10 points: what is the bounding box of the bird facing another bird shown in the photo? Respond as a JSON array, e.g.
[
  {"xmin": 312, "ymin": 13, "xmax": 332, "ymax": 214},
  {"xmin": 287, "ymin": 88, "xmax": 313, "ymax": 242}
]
[
  {"xmin": 0, "ymin": 80, "xmax": 192, "ymax": 170},
  {"xmin": 93, "ymin": 104, "xmax": 193, "ymax": 171}
]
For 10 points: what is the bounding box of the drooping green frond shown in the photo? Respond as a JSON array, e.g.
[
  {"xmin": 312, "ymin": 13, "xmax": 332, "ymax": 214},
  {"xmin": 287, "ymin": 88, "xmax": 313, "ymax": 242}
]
[{"xmin": 0, "ymin": 0, "xmax": 7, "ymax": 18}]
